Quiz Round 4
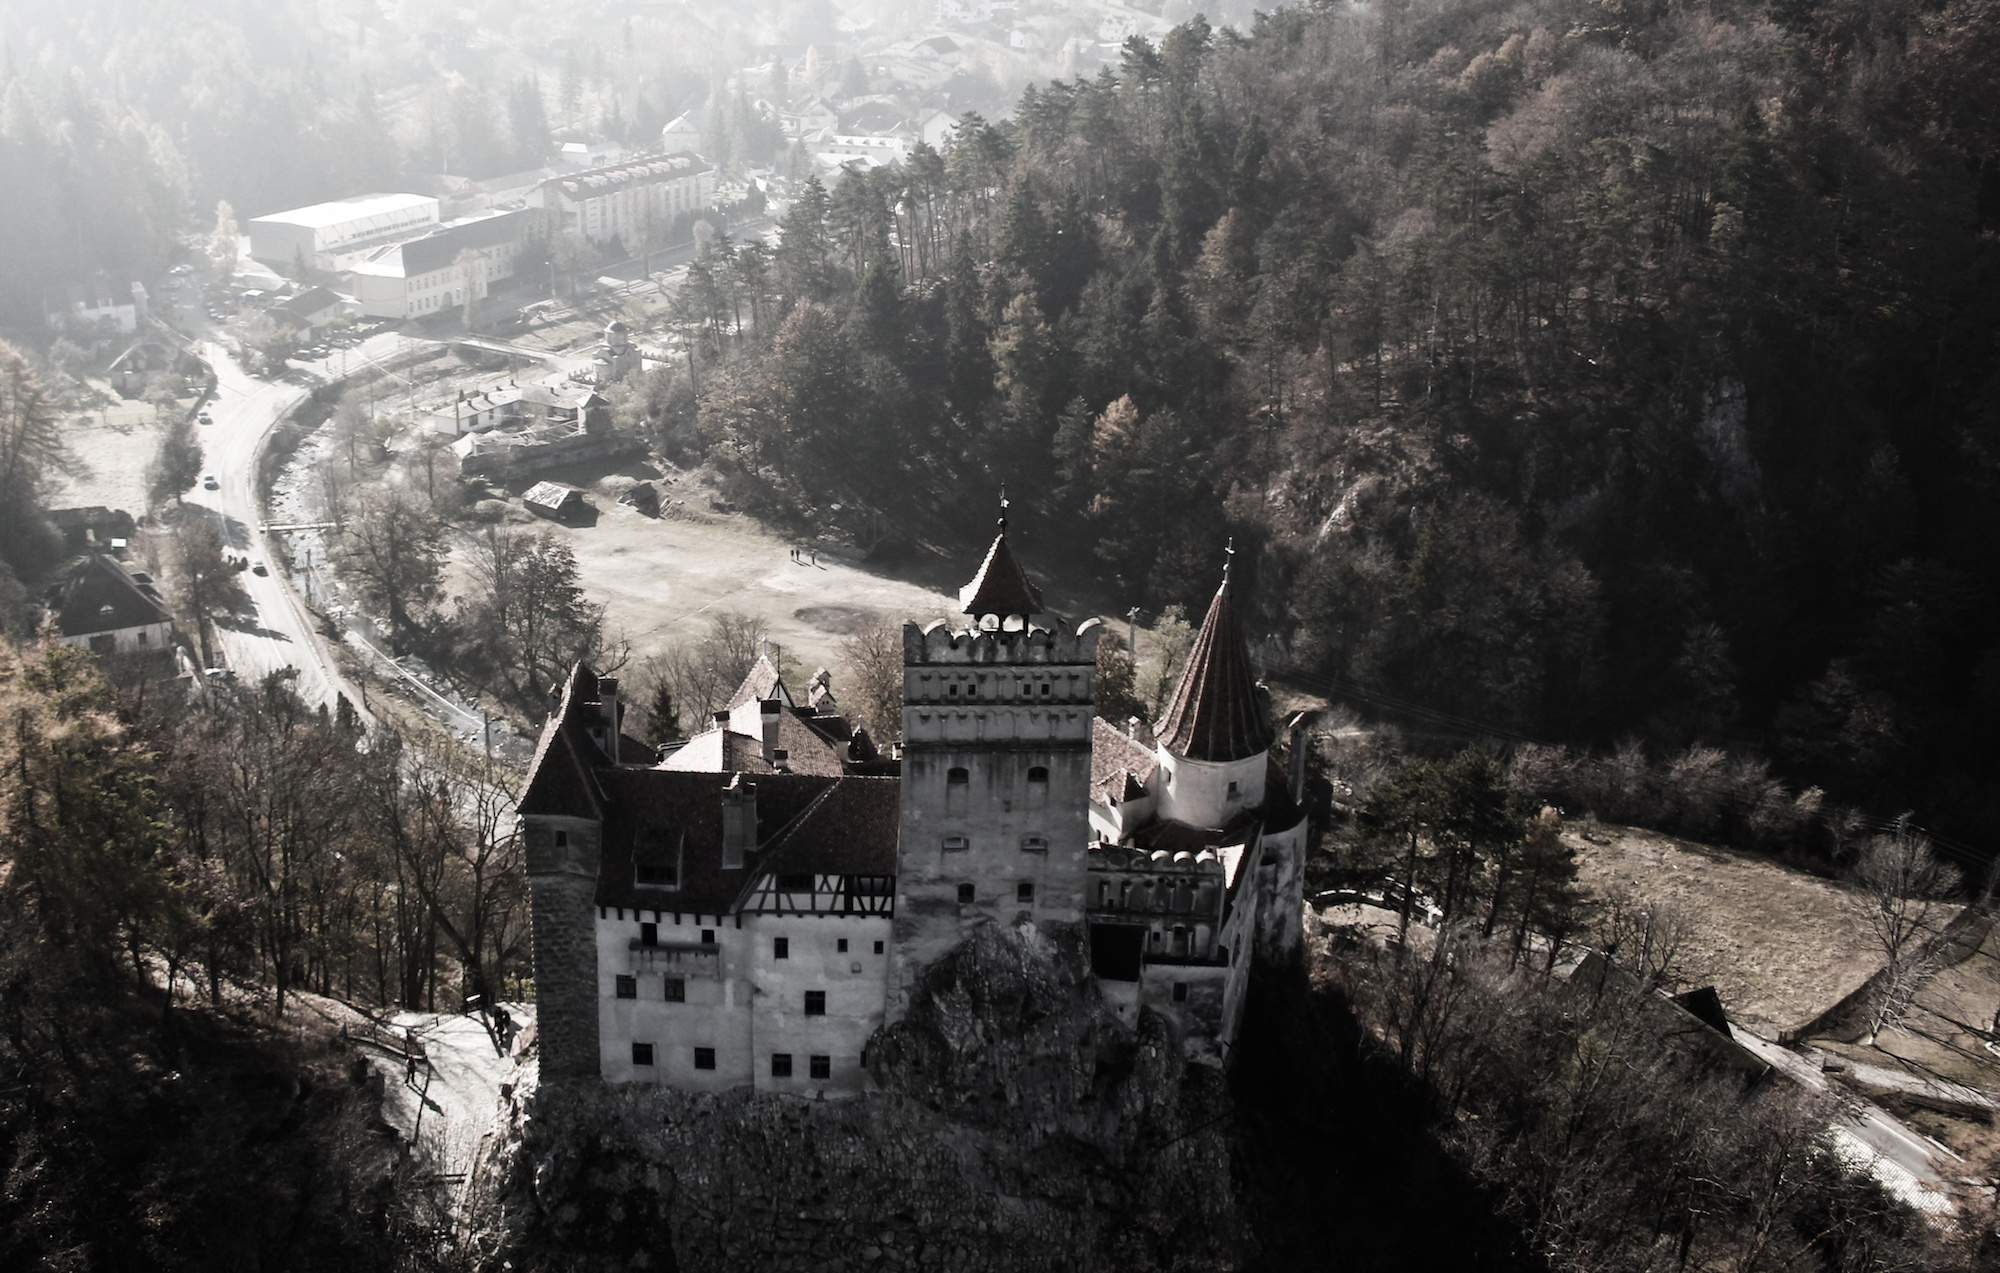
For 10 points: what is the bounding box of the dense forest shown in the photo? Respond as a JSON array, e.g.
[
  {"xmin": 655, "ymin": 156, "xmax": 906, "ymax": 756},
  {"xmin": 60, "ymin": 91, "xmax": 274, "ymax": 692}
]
[{"xmin": 630, "ymin": 0, "xmax": 2000, "ymax": 856}]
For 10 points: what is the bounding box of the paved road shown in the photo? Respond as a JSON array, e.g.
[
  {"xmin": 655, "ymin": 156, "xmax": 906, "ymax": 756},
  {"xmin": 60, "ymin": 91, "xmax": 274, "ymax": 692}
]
[
  {"xmin": 1732, "ymin": 1027, "xmax": 1958, "ymax": 1217},
  {"xmin": 178, "ymin": 341, "xmax": 372, "ymax": 716}
]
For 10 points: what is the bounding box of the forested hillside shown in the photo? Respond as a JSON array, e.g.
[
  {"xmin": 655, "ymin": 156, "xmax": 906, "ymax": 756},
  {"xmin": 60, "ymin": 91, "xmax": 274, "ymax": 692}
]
[{"xmin": 653, "ymin": 0, "xmax": 2000, "ymax": 846}]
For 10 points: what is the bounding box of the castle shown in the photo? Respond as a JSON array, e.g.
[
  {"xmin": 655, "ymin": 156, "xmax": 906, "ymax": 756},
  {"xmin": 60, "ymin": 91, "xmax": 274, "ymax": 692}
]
[{"xmin": 521, "ymin": 520, "xmax": 1309, "ymax": 1092}]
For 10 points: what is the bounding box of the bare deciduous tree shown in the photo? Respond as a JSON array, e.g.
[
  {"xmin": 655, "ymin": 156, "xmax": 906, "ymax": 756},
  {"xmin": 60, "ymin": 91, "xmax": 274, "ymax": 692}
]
[
  {"xmin": 838, "ymin": 617, "xmax": 903, "ymax": 747},
  {"xmin": 1852, "ymin": 821, "xmax": 1960, "ymax": 1047}
]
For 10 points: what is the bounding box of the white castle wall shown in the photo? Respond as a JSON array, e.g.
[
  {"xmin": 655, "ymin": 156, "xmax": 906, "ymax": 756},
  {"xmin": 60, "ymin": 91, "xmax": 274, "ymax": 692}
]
[
  {"xmin": 1153, "ymin": 748, "xmax": 1266, "ymax": 829},
  {"xmin": 597, "ymin": 909, "xmax": 892, "ymax": 1096}
]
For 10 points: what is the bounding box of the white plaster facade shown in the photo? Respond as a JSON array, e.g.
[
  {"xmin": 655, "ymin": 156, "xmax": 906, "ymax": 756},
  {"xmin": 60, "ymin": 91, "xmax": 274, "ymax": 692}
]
[{"xmin": 596, "ymin": 909, "xmax": 892, "ymax": 1094}]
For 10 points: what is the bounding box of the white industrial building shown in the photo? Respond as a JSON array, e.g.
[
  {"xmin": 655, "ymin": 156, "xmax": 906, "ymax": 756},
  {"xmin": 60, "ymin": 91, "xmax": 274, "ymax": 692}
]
[
  {"xmin": 537, "ymin": 153, "xmax": 716, "ymax": 247},
  {"xmin": 247, "ymin": 193, "xmax": 441, "ymax": 273},
  {"xmin": 346, "ymin": 208, "xmax": 533, "ymax": 320}
]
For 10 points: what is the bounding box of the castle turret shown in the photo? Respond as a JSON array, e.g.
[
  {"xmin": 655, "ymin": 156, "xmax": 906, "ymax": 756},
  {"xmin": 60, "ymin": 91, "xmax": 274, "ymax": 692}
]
[
  {"xmin": 1152, "ymin": 545, "xmax": 1274, "ymax": 828},
  {"xmin": 887, "ymin": 500, "xmax": 1102, "ymax": 1019}
]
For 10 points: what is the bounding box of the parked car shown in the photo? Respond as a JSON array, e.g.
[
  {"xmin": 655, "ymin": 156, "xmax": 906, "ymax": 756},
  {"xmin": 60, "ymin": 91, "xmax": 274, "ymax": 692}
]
[
  {"xmin": 197, "ymin": 411, "xmax": 212, "ymax": 424},
  {"xmin": 250, "ymin": 561, "xmax": 267, "ymax": 576},
  {"xmin": 202, "ymin": 474, "xmax": 218, "ymax": 490}
]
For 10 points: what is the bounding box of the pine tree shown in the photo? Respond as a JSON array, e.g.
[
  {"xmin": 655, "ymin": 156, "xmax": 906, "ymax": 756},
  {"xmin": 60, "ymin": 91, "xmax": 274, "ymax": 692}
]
[{"xmin": 645, "ymin": 680, "xmax": 680, "ymax": 747}]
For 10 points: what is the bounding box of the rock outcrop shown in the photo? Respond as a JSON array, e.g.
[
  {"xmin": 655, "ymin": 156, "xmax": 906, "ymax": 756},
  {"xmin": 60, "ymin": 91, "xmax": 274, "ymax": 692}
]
[{"xmin": 469, "ymin": 924, "xmax": 1250, "ymax": 1271}]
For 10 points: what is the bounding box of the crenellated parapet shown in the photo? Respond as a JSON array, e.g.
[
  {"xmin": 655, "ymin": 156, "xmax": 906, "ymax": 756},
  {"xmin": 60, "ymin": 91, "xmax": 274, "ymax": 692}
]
[{"xmin": 903, "ymin": 616, "xmax": 1104, "ymax": 667}]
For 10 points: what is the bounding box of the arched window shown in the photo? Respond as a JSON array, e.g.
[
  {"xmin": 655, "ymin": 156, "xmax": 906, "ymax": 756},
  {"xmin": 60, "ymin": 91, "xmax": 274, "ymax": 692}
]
[
  {"xmin": 1026, "ymin": 764, "xmax": 1049, "ymax": 809},
  {"xmin": 947, "ymin": 767, "xmax": 969, "ymax": 785}
]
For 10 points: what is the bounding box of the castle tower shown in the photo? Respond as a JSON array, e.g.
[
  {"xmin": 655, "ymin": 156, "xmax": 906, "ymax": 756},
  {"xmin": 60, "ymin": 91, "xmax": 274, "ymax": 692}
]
[
  {"xmin": 1152, "ymin": 544, "xmax": 1275, "ymax": 828},
  {"xmin": 887, "ymin": 503, "xmax": 1103, "ymax": 1018}
]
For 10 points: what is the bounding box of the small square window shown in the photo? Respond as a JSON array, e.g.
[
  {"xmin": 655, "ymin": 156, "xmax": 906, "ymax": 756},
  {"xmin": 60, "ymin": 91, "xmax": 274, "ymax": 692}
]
[
  {"xmin": 1017, "ymin": 881, "xmax": 1035, "ymax": 903},
  {"xmin": 664, "ymin": 977, "xmax": 685, "ymax": 1002},
  {"xmin": 1226, "ymin": 781, "xmax": 1239, "ymax": 797},
  {"xmin": 957, "ymin": 883, "xmax": 975, "ymax": 905},
  {"xmin": 809, "ymin": 1055, "xmax": 830, "ymax": 1080},
  {"xmin": 615, "ymin": 974, "xmax": 636, "ymax": 999},
  {"xmin": 1172, "ymin": 982, "xmax": 1189, "ymax": 1003},
  {"xmin": 632, "ymin": 1042, "xmax": 654, "ymax": 1065},
  {"xmin": 804, "ymin": 990, "xmax": 826, "ymax": 1016},
  {"xmin": 640, "ymin": 922, "xmax": 657, "ymax": 947},
  {"xmin": 693, "ymin": 1047, "xmax": 716, "ymax": 1070},
  {"xmin": 774, "ymin": 936, "xmax": 789, "ymax": 959},
  {"xmin": 942, "ymin": 836, "xmax": 970, "ymax": 852},
  {"xmin": 837, "ymin": 938, "xmax": 849, "ymax": 953},
  {"xmin": 701, "ymin": 929, "xmax": 715, "ymax": 945},
  {"xmin": 1040, "ymin": 683, "xmax": 1051, "ymax": 697},
  {"xmin": 554, "ymin": 830, "xmax": 569, "ymax": 847},
  {"xmin": 874, "ymin": 940, "xmax": 884, "ymax": 954},
  {"xmin": 1021, "ymin": 836, "xmax": 1048, "ymax": 854},
  {"xmin": 771, "ymin": 1052, "xmax": 793, "ymax": 1077}
]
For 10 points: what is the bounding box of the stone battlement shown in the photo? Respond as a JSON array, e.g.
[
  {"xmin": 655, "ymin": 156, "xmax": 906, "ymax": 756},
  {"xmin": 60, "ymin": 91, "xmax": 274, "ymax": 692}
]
[{"xmin": 904, "ymin": 617, "xmax": 1104, "ymax": 665}]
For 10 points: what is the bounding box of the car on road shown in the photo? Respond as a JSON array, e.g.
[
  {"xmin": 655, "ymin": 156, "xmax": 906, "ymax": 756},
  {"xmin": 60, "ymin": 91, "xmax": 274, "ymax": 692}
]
[
  {"xmin": 197, "ymin": 411, "xmax": 212, "ymax": 424},
  {"xmin": 202, "ymin": 474, "xmax": 218, "ymax": 490},
  {"xmin": 251, "ymin": 561, "xmax": 267, "ymax": 576}
]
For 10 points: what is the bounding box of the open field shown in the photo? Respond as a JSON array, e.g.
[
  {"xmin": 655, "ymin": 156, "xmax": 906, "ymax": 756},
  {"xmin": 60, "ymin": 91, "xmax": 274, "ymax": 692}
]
[
  {"xmin": 491, "ymin": 461, "xmax": 966, "ymax": 679},
  {"xmin": 1812, "ymin": 919, "xmax": 2000, "ymax": 1099},
  {"xmin": 49, "ymin": 394, "xmax": 182, "ymax": 515},
  {"xmin": 1570, "ymin": 823, "xmax": 1883, "ymax": 1035}
]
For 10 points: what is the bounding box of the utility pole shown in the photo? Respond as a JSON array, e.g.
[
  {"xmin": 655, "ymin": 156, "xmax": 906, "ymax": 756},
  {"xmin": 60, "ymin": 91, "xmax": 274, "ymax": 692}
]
[{"xmin": 1126, "ymin": 607, "xmax": 1140, "ymax": 659}]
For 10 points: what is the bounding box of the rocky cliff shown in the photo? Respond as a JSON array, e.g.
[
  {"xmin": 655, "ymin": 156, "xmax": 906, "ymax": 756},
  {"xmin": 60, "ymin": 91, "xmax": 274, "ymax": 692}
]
[{"xmin": 468, "ymin": 923, "xmax": 1251, "ymax": 1271}]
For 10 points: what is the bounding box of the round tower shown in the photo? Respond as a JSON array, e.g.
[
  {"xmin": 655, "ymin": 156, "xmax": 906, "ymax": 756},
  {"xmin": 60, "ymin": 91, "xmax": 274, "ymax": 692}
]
[{"xmin": 1152, "ymin": 543, "xmax": 1274, "ymax": 828}]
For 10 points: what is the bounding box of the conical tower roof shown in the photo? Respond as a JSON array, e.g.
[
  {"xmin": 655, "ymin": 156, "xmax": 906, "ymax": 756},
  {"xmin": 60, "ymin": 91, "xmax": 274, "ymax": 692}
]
[
  {"xmin": 958, "ymin": 491, "xmax": 1043, "ymax": 618},
  {"xmin": 1154, "ymin": 553, "xmax": 1273, "ymax": 763}
]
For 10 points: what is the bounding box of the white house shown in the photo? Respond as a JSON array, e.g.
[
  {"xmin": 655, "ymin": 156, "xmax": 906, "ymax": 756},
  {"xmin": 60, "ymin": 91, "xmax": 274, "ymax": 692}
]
[{"xmin": 51, "ymin": 555, "xmax": 174, "ymax": 657}]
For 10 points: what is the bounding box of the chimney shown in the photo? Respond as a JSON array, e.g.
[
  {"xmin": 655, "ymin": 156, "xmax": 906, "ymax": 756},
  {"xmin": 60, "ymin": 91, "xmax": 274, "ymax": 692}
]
[
  {"xmin": 759, "ymin": 697, "xmax": 782, "ymax": 763},
  {"xmin": 597, "ymin": 676, "xmax": 620, "ymax": 761},
  {"xmin": 713, "ymin": 710, "xmax": 730, "ymax": 726},
  {"xmin": 721, "ymin": 774, "xmax": 757, "ymax": 869},
  {"xmin": 1286, "ymin": 710, "xmax": 1317, "ymax": 806}
]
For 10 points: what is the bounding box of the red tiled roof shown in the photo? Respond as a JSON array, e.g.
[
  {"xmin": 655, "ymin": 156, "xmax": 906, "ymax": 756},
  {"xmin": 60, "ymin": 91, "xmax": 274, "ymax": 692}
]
[
  {"xmin": 519, "ymin": 666, "xmax": 612, "ymax": 818},
  {"xmin": 1154, "ymin": 577, "xmax": 1274, "ymax": 763},
  {"xmin": 1090, "ymin": 716, "xmax": 1159, "ymax": 804},
  {"xmin": 745, "ymin": 776, "xmax": 900, "ymax": 883},
  {"xmin": 725, "ymin": 655, "xmax": 789, "ymax": 710},
  {"xmin": 593, "ymin": 771, "xmax": 835, "ymax": 914},
  {"xmin": 662, "ymin": 729, "xmax": 775, "ymax": 774},
  {"xmin": 958, "ymin": 532, "xmax": 1044, "ymax": 617}
]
